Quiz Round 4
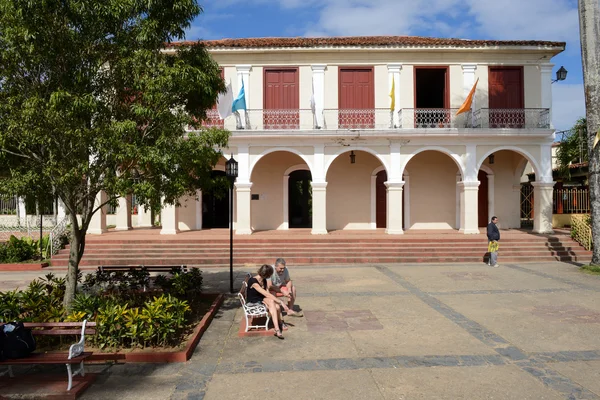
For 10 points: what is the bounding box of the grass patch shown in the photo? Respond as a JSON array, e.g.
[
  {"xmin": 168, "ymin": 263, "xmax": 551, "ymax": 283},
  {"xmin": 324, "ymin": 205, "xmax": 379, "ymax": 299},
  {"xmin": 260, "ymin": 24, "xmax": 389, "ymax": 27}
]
[{"xmin": 580, "ymin": 265, "xmax": 600, "ymax": 275}]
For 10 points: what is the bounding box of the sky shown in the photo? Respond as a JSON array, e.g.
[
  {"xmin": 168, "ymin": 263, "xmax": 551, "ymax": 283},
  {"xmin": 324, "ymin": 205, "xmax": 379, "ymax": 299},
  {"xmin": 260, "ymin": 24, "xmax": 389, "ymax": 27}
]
[{"xmin": 185, "ymin": 0, "xmax": 586, "ymax": 133}]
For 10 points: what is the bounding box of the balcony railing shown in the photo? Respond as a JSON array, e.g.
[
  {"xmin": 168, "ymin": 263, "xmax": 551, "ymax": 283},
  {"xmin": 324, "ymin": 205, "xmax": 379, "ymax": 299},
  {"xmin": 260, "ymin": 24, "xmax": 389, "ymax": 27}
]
[
  {"xmin": 189, "ymin": 107, "xmax": 551, "ymax": 132},
  {"xmin": 473, "ymin": 108, "xmax": 550, "ymax": 129},
  {"xmin": 398, "ymin": 108, "xmax": 472, "ymax": 129}
]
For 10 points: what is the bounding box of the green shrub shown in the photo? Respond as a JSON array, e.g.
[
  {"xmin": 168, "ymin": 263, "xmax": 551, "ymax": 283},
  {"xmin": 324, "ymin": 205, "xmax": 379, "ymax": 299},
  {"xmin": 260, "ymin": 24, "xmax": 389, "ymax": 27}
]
[
  {"xmin": 0, "ymin": 268, "xmax": 202, "ymax": 350},
  {"xmin": 1, "ymin": 235, "xmax": 37, "ymax": 262},
  {"xmin": 154, "ymin": 267, "xmax": 203, "ymax": 298}
]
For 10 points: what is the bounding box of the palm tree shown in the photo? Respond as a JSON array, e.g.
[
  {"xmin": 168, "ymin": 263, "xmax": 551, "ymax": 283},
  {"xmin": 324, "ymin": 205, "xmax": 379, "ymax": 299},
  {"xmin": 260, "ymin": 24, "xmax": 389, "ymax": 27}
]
[{"xmin": 579, "ymin": 0, "xmax": 600, "ymax": 264}]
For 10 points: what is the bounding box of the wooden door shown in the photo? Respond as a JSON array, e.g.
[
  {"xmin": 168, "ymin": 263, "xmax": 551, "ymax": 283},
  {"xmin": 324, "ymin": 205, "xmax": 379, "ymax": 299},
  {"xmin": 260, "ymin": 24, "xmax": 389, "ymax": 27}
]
[
  {"xmin": 489, "ymin": 67, "xmax": 524, "ymax": 128},
  {"xmin": 376, "ymin": 170, "xmax": 387, "ymax": 228},
  {"xmin": 264, "ymin": 68, "xmax": 299, "ymax": 129},
  {"xmin": 339, "ymin": 68, "xmax": 374, "ymax": 128},
  {"xmin": 478, "ymin": 170, "xmax": 489, "ymax": 227}
]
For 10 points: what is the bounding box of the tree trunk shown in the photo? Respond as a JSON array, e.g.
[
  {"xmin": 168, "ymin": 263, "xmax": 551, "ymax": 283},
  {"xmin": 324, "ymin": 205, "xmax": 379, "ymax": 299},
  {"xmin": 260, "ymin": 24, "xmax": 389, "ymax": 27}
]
[
  {"xmin": 579, "ymin": 0, "xmax": 600, "ymax": 264},
  {"xmin": 63, "ymin": 213, "xmax": 85, "ymax": 311}
]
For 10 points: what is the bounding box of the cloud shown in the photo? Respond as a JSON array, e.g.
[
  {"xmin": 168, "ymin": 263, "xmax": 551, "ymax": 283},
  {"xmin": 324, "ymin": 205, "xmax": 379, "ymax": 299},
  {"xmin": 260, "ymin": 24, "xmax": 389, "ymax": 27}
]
[{"xmin": 552, "ymin": 83, "xmax": 585, "ymax": 131}]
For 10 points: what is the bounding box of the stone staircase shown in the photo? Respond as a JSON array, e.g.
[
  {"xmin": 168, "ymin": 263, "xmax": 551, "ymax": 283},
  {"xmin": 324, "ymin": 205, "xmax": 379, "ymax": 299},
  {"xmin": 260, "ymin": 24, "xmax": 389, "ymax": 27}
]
[{"xmin": 50, "ymin": 231, "xmax": 591, "ymax": 269}]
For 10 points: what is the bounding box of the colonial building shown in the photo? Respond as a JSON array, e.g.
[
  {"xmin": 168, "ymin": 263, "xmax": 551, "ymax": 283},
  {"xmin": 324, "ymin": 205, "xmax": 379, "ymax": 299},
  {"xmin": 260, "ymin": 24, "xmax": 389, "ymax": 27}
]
[{"xmin": 89, "ymin": 36, "xmax": 565, "ymax": 236}]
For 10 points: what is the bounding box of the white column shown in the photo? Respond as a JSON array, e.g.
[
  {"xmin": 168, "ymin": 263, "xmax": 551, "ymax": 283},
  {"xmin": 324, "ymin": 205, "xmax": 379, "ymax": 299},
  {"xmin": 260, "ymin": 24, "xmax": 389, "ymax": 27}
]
[
  {"xmin": 195, "ymin": 189, "xmax": 202, "ymax": 230},
  {"xmin": 539, "ymin": 144, "xmax": 554, "ymax": 183},
  {"xmin": 115, "ymin": 195, "xmax": 132, "ymax": 231},
  {"xmin": 311, "ymin": 182, "xmax": 327, "ymax": 234},
  {"xmin": 236, "ymin": 145, "xmax": 250, "ymax": 184},
  {"xmin": 464, "ymin": 144, "xmax": 478, "ymax": 181},
  {"xmin": 540, "ymin": 63, "xmax": 554, "ymax": 128},
  {"xmin": 387, "ymin": 64, "xmax": 402, "ymax": 127},
  {"xmin": 461, "ymin": 64, "xmax": 478, "ymax": 97},
  {"xmin": 385, "ymin": 181, "xmax": 404, "ymax": 234},
  {"xmin": 236, "ymin": 65, "xmax": 251, "ymax": 129},
  {"xmin": 458, "ymin": 181, "xmax": 480, "ymax": 234},
  {"xmin": 313, "ymin": 144, "xmax": 325, "ymax": 182},
  {"xmin": 56, "ymin": 198, "xmax": 67, "ymax": 221},
  {"xmin": 311, "ymin": 64, "xmax": 326, "ymax": 128},
  {"xmin": 389, "ymin": 142, "xmax": 402, "ymax": 181},
  {"xmin": 160, "ymin": 200, "xmax": 179, "ymax": 235},
  {"xmin": 235, "ymin": 182, "xmax": 252, "ymax": 235},
  {"xmin": 88, "ymin": 191, "xmax": 108, "ymax": 234},
  {"xmin": 137, "ymin": 204, "xmax": 153, "ymax": 228},
  {"xmin": 17, "ymin": 197, "xmax": 26, "ymax": 224},
  {"xmin": 532, "ymin": 182, "xmax": 554, "ymax": 233}
]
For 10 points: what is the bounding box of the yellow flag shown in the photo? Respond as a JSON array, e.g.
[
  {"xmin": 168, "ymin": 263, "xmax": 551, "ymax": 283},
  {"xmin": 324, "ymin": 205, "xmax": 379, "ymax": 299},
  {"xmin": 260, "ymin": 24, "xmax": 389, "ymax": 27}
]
[
  {"xmin": 456, "ymin": 78, "xmax": 479, "ymax": 115},
  {"xmin": 594, "ymin": 128, "xmax": 600, "ymax": 149},
  {"xmin": 389, "ymin": 76, "xmax": 395, "ymax": 111}
]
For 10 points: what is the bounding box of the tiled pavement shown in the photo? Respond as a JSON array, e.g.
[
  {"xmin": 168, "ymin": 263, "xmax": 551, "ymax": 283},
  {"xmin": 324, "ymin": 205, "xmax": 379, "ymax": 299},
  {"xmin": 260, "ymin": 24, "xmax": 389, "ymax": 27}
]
[{"xmin": 3, "ymin": 262, "xmax": 600, "ymax": 399}]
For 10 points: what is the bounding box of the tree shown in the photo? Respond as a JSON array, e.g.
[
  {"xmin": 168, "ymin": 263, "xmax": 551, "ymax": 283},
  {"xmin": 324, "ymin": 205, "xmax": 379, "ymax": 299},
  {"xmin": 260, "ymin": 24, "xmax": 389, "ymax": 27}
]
[
  {"xmin": 556, "ymin": 117, "xmax": 588, "ymax": 179},
  {"xmin": 0, "ymin": 0, "xmax": 228, "ymax": 309},
  {"xmin": 579, "ymin": 0, "xmax": 600, "ymax": 264}
]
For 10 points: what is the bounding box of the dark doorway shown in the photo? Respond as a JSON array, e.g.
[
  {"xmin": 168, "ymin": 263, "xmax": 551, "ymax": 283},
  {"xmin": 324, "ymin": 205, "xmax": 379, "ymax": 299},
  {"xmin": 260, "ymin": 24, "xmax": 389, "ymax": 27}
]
[
  {"xmin": 376, "ymin": 170, "xmax": 387, "ymax": 228},
  {"xmin": 202, "ymin": 171, "xmax": 229, "ymax": 229},
  {"xmin": 414, "ymin": 67, "xmax": 449, "ymax": 127},
  {"xmin": 478, "ymin": 170, "xmax": 489, "ymax": 227},
  {"xmin": 289, "ymin": 170, "xmax": 312, "ymax": 228}
]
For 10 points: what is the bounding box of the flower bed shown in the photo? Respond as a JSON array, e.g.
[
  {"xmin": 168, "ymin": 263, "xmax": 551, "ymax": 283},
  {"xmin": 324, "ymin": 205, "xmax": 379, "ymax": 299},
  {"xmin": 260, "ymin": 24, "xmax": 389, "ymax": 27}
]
[{"xmin": 0, "ymin": 268, "xmax": 219, "ymax": 360}]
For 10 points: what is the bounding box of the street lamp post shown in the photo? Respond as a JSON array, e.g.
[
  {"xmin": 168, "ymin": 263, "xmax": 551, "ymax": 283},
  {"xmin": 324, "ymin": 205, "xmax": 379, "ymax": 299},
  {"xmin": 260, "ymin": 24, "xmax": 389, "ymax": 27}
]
[{"xmin": 225, "ymin": 155, "xmax": 238, "ymax": 293}]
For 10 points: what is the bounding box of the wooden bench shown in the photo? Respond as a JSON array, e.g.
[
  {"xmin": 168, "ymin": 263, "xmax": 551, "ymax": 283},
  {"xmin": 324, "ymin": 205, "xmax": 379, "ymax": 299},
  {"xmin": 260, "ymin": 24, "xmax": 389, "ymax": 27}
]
[
  {"xmin": 238, "ymin": 274, "xmax": 271, "ymax": 332},
  {"xmin": 98, "ymin": 265, "xmax": 188, "ymax": 273},
  {"xmin": 0, "ymin": 320, "xmax": 95, "ymax": 391}
]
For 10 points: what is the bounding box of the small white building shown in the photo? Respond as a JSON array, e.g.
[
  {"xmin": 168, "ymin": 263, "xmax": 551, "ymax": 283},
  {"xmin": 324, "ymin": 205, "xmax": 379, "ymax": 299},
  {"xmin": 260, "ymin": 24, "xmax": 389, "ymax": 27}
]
[{"xmin": 89, "ymin": 36, "xmax": 564, "ymax": 236}]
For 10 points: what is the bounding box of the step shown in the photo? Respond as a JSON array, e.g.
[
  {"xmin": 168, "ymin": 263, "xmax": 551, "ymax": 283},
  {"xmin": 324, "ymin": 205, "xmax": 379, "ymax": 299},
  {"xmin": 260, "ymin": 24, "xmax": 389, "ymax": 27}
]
[{"xmin": 49, "ymin": 252, "xmax": 591, "ymax": 267}]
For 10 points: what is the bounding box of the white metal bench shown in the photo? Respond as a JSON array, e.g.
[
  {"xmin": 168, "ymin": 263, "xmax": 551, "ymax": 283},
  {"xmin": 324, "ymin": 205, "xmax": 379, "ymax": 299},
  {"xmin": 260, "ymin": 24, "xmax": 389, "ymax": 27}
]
[
  {"xmin": 238, "ymin": 276, "xmax": 271, "ymax": 332},
  {"xmin": 0, "ymin": 320, "xmax": 94, "ymax": 391}
]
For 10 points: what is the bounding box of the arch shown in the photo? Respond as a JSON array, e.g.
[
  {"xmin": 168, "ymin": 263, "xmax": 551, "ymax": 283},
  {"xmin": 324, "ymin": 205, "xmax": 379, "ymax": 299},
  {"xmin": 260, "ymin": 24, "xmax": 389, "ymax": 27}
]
[
  {"xmin": 283, "ymin": 164, "xmax": 311, "ymax": 229},
  {"xmin": 477, "ymin": 146, "xmax": 541, "ymax": 179},
  {"xmin": 514, "ymin": 157, "xmax": 530, "ymax": 180},
  {"xmin": 371, "ymin": 165, "xmax": 386, "ymax": 176},
  {"xmin": 479, "ymin": 164, "xmax": 494, "ymax": 176},
  {"xmin": 284, "ymin": 164, "xmax": 310, "ymax": 177},
  {"xmin": 399, "ymin": 146, "xmax": 465, "ymax": 179},
  {"xmin": 249, "ymin": 148, "xmax": 314, "ymax": 180},
  {"xmin": 324, "ymin": 147, "xmax": 390, "ymax": 179}
]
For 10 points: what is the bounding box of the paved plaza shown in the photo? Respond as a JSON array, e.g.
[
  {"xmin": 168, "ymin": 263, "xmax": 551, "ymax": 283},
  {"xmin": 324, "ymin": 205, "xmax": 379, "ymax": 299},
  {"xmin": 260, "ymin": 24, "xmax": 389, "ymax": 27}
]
[{"xmin": 2, "ymin": 262, "xmax": 600, "ymax": 399}]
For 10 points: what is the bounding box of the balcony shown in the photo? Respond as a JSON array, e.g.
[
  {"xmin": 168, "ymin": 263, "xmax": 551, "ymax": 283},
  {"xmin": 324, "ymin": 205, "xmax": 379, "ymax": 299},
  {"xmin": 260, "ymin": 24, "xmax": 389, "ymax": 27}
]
[
  {"xmin": 472, "ymin": 108, "xmax": 550, "ymax": 129},
  {"xmin": 194, "ymin": 108, "xmax": 551, "ymax": 133}
]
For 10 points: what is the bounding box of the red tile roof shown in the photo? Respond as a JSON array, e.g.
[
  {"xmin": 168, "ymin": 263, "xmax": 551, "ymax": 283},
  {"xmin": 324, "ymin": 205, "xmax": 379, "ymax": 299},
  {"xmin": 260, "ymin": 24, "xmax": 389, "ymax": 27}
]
[{"xmin": 168, "ymin": 36, "xmax": 566, "ymax": 49}]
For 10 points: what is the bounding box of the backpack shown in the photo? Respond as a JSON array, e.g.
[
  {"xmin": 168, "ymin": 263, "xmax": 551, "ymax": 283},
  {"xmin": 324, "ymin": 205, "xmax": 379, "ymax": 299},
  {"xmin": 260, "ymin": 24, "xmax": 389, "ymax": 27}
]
[{"xmin": 2, "ymin": 322, "xmax": 36, "ymax": 359}]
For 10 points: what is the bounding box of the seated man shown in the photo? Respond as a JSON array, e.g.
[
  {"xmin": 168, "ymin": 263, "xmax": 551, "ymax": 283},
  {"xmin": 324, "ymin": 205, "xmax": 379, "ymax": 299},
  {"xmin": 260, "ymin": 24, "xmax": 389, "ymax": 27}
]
[{"xmin": 268, "ymin": 258, "xmax": 303, "ymax": 317}]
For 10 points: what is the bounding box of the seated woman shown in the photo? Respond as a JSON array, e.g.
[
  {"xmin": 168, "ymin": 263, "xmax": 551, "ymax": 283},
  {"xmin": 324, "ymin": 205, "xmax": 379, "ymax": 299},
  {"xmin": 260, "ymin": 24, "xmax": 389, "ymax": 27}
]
[{"xmin": 247, "ymin": 264, "xmax": 290, "ymax": 339}]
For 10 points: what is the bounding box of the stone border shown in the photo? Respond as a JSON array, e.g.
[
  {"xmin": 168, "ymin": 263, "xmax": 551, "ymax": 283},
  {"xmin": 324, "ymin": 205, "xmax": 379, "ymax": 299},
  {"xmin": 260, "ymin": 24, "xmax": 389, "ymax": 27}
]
[
  {"xmin": 0, "ymin": 262, "xmax": 49, "ymax": 271},
  {"xmin": 88, "ymin": 293, "xmax": 224, "ymax": 363}
]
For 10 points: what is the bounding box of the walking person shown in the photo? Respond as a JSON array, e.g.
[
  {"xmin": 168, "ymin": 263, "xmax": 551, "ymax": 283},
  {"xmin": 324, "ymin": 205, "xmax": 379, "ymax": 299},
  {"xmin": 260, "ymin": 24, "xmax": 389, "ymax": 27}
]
[{"xmin": 487, "ymin": 216, "xmax": 500, "ymax": 267}]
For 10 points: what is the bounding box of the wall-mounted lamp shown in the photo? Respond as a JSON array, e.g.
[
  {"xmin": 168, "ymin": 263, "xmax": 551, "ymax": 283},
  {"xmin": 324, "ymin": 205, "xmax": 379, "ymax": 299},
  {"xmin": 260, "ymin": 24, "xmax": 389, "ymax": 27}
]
[
  {"xmin": 551, "ymin": 66, "xmax": 568, "ymax": 84},
  {"xmin": 349, "ymin": 151, "xmax": 356, "ymax": 164},
  {"xmin": 488, "ymin": 154, "xmax": 495, "ymax": 165}
]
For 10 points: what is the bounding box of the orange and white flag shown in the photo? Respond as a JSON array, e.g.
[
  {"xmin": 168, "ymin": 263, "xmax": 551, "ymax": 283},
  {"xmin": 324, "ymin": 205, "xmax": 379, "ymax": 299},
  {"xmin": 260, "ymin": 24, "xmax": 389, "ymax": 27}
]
[{"xmin": 456, "ymin": 78, "xmax": 479, "ymax": 116}]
